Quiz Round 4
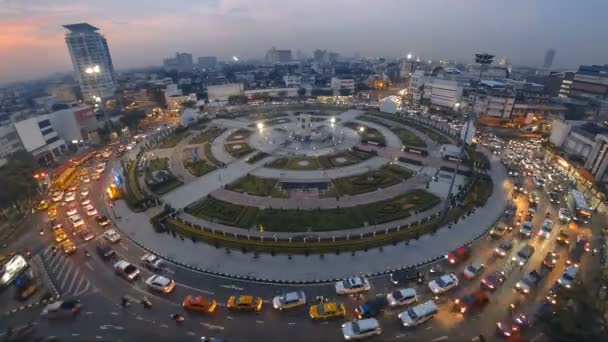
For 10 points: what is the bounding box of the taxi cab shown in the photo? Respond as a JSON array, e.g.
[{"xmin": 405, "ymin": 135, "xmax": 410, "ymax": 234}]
[
  {"xmin": 309, "ymin": 302, "xmax": 347, "ymax": 320},
  {"xmin": 226, "ymin": 295, "xmax": 263, "ymax": 311},
  {"xmin": 37, "ymin": 200, "xmax": 49, "ymax": 211},
  {"xmin": 54, "ymin": 228, "xmax": 68, "ymax": 243},
  {"xmin": 182, "ymin": 295, "xmax": 217, "ymax": 313},
  {"xmin": 48, "ymin": 206, "xmax": 58, "ymax": 218},
  {"xmin": 61, "ymin": 239, "xmax": 77, "ymax": 255}
]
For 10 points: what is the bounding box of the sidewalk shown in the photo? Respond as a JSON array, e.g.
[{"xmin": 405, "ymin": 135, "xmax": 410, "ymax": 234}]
[{"xmin": 109, "ymin": 148, "xmax": 507, "ymax": 282}]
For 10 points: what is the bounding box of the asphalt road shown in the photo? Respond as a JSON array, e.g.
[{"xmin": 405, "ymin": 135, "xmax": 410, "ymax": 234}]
[{"xmin": 0, "ymin": 143, "xmax": 601, "ymax": 342}]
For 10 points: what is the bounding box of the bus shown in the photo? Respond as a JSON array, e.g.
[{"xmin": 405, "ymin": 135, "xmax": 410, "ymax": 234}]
[{"xmin": 568, "ymin": 190, "xmax": 591, "ymax": 224}]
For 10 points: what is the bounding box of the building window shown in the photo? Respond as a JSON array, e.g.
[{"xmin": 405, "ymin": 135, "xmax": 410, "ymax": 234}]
[
  {"xmin": 38, "ymin": 119, "xmax": 51, "ymax": 129},
  {"xmin": 41, "ymin": 128, "xmax": 54, "ymax": 136},
  {"xmin": 45, "ymin": 136, "xmax": 60, "ymax": 145}
]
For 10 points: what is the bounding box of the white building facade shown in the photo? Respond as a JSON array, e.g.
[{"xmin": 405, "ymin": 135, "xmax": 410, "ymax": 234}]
[
  {"xmin": 330, "ymin": 77, "xmax": 355, "ymax": 94},
  {"xmin": 14, "ymin": 115, "xmax": 67, "ymax": 164}
]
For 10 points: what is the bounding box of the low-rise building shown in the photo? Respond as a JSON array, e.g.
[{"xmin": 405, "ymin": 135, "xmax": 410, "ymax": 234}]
[
  {"xmin": 207, "ymin": 83, "xmax": 244, "ymax": 103},
  {"xmin": 244, "ymin": 88, "xmax": 299, "ymax": 99},
  {"xmin": 283, "ymin": 75, "xmax": 302, "ymax": 88},
  {"xmin": 330, "ymin": 77, "xmax": 355, "ymax": 95},
  {"xmin": 0, "ymin": 124, "xmax": 24, "ymax": 167},
  {"xmin": 429, "ymin": 79, "xmax": 462, "ymax": 108},
  {"xmin": 14, "ymin": 115, "xmax": 67, "ymax": 165}
]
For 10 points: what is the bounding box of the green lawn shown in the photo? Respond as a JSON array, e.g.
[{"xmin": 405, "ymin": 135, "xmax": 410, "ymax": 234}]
[
  {"xmin": 322, "ymin": 164, "xmax": 413, "ymax": 198},
  {"xmin": 158, "ymin": 130, "xmax": 190, "ymax": 149},
  {"xmin": 226, "ymin": 129, "xmax": 253, "ymax": 142},
  {"xmin": 146, "ymin": 158, "xmax": 169, "ymax": 178},
  {"xmin": 145, "ymin": 157, "xmax": 183, "ymax": 195},
  {"xmin": 184, "ymin": 159, "xmax": 216, "ymax": 177},
  {"xmin": 393, "ymin": 127, "xmax": 427, "ymax": 148},
  {"xmin": 225, "ymin": 143, "xmax": 255, "ymax": 159},
  {"xmin": 366, "ymin": 112, "xmax": 454, "ymax": 145},
  {"xmin": 186, "ymin": 189, "xmax": 440, "ymax": 232},
  {"xmin": 267, "ymin": 157, "xmax": 322, "ymax": 170},
  {"xmin": 190, "ymin": 127, "xmax": 226, "ymax": 144},
  {"xmin": 226, "ymin": 175, "xmax": 287, "ymax": 198}
]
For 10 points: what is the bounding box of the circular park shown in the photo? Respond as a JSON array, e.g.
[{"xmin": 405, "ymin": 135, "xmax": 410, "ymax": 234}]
[{"xmin": 115, "ymin": 104, "xmax": 501, "ymax": 261}]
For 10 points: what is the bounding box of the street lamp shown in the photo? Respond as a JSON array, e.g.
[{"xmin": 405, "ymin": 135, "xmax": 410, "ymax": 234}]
[{"xmin": 257, "ymin": 122, "xmax": 264, "ymax": 130}]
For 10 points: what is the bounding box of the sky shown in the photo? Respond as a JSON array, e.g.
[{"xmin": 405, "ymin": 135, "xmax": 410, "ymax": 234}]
[{"xmin": 1, "ymin": 0, "xmax": 607, "ymax": 82}]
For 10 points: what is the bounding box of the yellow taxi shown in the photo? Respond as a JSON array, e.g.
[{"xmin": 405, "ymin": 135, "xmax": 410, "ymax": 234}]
[
  {"xmin": 309, "ymin": 302, "xmax": 347, "ymax": 320},
  {"xmin": 54, "ymin": 228, "xmax": 68, "ymax": 243},
  {"xmin": 37, "ymin": 200, "xmax": 49, "ymax": 211},
  {"xmin": 48, "ymin": 206, "xmax": 58, "ymax": 218},
  {"xmin": 61, "ymin": 239, "xmax": 77, "ymax": 254},
  {"xmin": 226, "ymin": 295, "xmax": 263, "ymax": 311}
]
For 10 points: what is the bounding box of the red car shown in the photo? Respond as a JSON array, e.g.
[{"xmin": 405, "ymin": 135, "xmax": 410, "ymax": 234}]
[
  {"xmin": 446, "ymin": 246, "xmax": 472, "ymax": 264},
  {"xmin": 453, "ymin": 290, "xmax": 489, "ymax": 314}
]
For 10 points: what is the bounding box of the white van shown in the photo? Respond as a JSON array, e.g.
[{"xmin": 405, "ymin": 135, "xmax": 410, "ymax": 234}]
[{"xmin": 398, "ymin": 300, "xmax": 438, "ymax": 327}]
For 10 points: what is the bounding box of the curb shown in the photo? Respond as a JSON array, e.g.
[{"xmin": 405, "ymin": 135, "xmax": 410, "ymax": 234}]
[{"xmin": 2, "ymin": 294, "xmax": 62, "ymax": 317}]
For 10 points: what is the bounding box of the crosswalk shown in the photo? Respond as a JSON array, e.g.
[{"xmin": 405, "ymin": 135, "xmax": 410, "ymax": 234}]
[{"xmin": 41, "ymin": 245, "xmax": 93, "ymax": 297}]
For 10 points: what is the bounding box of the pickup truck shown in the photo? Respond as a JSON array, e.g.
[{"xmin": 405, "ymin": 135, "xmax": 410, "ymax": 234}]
[{"xmin": 515, "ymin": 270, "xmax": 543, "ymax": 295}]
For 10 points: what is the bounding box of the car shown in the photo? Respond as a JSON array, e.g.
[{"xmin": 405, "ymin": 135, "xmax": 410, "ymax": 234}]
[
  {"xmin": 95, "ymin": 243, "xmax": 115, "ymax": 260},
  {"xmin": 78, "ymin": 228, "xmax": 95, "ymax": 241},
  {"xmin": 141, "ymin": 253, "xmax": 164, "ymax": 271},
  {"xmin": 48, "ymin": 206, "xmax": 58, "ymax": 218},
  {"xmin": 96, "ymin": 215, "xmax": 111, "ymax": 227},
  {"xmin": 226, "ymin": 295, "xmax": 263, "ymax": 311},
  {"xmin": 335, "ymin": 277, "xmax": 370, "ymax": 295},
  {"xmin": 557, "ymin": 266, "xmax": 578, "ymax": 289},
  {"xmin": 567, "ymin": 235, "xmax": 589, "ymax": 267},
  {"xmin": 69, "ymin": 214, "xmax": 84, "ymax": 228},
  {"xmin": 114, "ymin": 260, "xmax": 140, "ymax": 281},
  {"xmin": 145, "ymin": 275, "xmax": 176, "ymax": 293},
  {"xmin": 82, "ymin": 176, "xmax": 91, "ymax": 184},
  {"xmin": 183, "ymin": 295, "xmax": 217, "ymax": 313},
  {"xmin": 54, "ymin": 228, "xmax": 68, "ymax": 243},
  {"xmin": 494, "ymin": 239, "xmax": 514, "ymax": 257},
  {"xmin": 66, "ymin": 206, "xmax": 78, "ymax": 216},
  {"xmin": 548, "ymin": 192, "xmax": 560, "ymax": 205},
  {"xmin": 341, "ymin": 318, "xmax": 382, "ymax": 340},
  {"xmin": 453, "ymin": 290, "xmax": 489, "ymax": 314},
  {"xmin": 389, "ymin": 267, "xmax": 418, "ymax": 285},
  {"xmin": 67, "ymin": 184, "xmax": 78, "ymax": 192},
  {"xmin": 309, "ymin": 302, "xmax": 347, "ymax": 320},
  {"xmin": 481, "ymin": 271, "xmax": 506, "ymax": 291},
  {"xmin": 556, "ymin": 229, "xmax": 570, "ymax": 245},
  {"xmin": 558, "ymin": 208, "xmax": 571, "ymax": 223},
  {"xmin": 490, "ymin": 225, "xmax": 507, "ymax": 238},
  {"xmin": 519, "ymin": 221, "xmax": 533, "ymax": 238},
  {"xmin": 91, "ymin": 173, "xmax": 101, "ymax": 181},
  {"xmin": 398, "ymin": 301, "xmax": 439, "ymax": 327},
  {"xmin": 463, "ymin": 262, "xmax": 485, "ymax": 280},
  {"xmin": 80, "ymin": 198, "xmax": 91, "ymax": 206},
  {"xmin": 60, "ymin": 239, "xmax": 77, "ymax": 254},
  {"xmin": 37, "ymin": 200, "xmax": 49, "ymax": 211},
  {"xmin": 512, "ymin": 245, "xmax": 535, "ymax": 266},
  {"xmin": 515, "ymin": 270, "xmax": 543, "ymax": 294},
  {"xmin": 428, "ymin": 274, "xmax": 459, "ymax": 294},
  {"xmin": 51, "ymin": 192, "xmax": 64, "ymax": 202},
  {"xmin": 272, "ymin": 291, "xmax": 306, "ymax": 310},
  {"xmin": 538, "ymin": 219, "xmax": 553, "ymax": 238},
  {"xmin": 386, "ymin": 288, "xmax": 417, "ymax": 307},
  {"xmin": 542, "ymin": 251, "xmax": 560, "ymax": 269},
  {"xmin": 96, "ymin": 163, "xmax": 106, "ymax": 173},
  {"xmin": 496, "ymin": 313, "xmax": 531, "ymax": 337},
  {"xmin": 41, "ymin": 300, "xmax": 82, "ymax": 318},
  {"xmin": 84, "ymin": 204, "xmax": 97, "ymax": 217},
  {"xmin": 65, "ymin": 192, "xmax": 76, "ymax": 202},
  {"xmin": 446, "ymin": 246, "xmax": 472, "ymax": 264},
  {"xmin": 80, "ymin": 189, "xmax": 89, "ymax": 198},
  {"xmin": 50, "ymin": 221, "xmax": 63, "ymax": 230},
  {"xmin": 103, "ymin": 229, "xmax": 121, "ymax": 243}
]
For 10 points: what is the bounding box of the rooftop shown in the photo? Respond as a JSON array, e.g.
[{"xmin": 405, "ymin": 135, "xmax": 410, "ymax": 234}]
[{"xmin": 63, "ymin": 23, "xmax": 99, "ymax": 32}]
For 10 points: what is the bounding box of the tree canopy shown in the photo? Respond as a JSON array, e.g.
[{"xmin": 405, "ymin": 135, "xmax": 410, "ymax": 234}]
[{"xmin": 0, "ymin": 151, "xmax": 38, "ymax": 209}]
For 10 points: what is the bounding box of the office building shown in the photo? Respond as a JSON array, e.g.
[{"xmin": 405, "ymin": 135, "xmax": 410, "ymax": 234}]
[
  {"xmin": 163, "ymin": 52, "xmax": 194, "ymax": 72},
  {"xmin": 197, "ymin": 56, "xmax": 217, "ymax": 69},
  {"xmin": 14, "ymin": 115, "xmax": 68, "ymax": 165},
  {"xmin": 63, "ymin": 23, "xmax": 117, "ymax": 102},
  {"xmin": 568, "ymin": 65, "xmax": 608, "ymax": 99},
  {"xmin": 330, "ymin": 77, "xmax": 355, "ymax": 95},
  {"xmin": 49, "ymin": 106, "xmax": 99, "ymax": 143},
  {"xmin": 0, "ymin": 125, "xmax": 25, "ymax": 167},
  {"xmin": 408, "ymin": 70, "xmax": 431, "ymax": 104},
  {"xmin": 283, "ymin": 75, "xmax": 302, "ymax": 88},
  {"xmin": 266, "ymin": 47, "xmax": 292, "ymax": 64},
  {"xmin": 429, "ymin": 79, "xmax": 462, "ymax": 108},
  {"xmin": 543, "ymin": 49, "xmax": 556, "ymax": 70}
]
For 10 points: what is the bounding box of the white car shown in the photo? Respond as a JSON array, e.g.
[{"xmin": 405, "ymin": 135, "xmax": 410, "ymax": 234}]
[
  {"xmin": 65, "ymin": 192, "xmax": 76, "ymax": 202},
  {"xmin": 428, "ymin": 274, "xmax": 459, "ymax": 294},
  {"xmin": 80, "ymin": 189, "xmax": 89, "ymax": 197},
  {"xmin": 341, "ymin": 318, "xmax": 382, "ymax": 340},
  {"xmin": 81, "ymin": 198, "xmax": 91, "ymax": 206},
  {"xmin": 114, "ymin": 260, "xmax": 139, "ymax": 281},
  {"xmin": 82, "ymin": 176, "xmax": 91, "ymax": 184},
  {"xmin": 386, "ymin": 288, "xmax": 417, "ymax": 307},
  {"xmin": 145, "ymin": 274, "xmax": 176, "ymax": 293},
  {"xmin": 69, "ymin": 214, "xmax": 84, "ymax": 228},
  {"xmin": 335, "ymin": 277, "xmax": 371, "ymax": 295},
  {"xmin": 96, "ymin": 163, "xmax": 106, "ymax": 173},
  {"xmin": 103, "ymin": 229, "xmax": 121, "ymax": 243},
  {"xmin": 272, "ymin": 291, "xmax": 307, "ymax": 310},
  {"xmin": 141, "ymin": 253, "xmax": 164, "ymax": 271},
  {"xmin": 557, "ymin": 266, "xmax": 578, "ymax": 289},
  {"xmin": 463, "ymin": 262, "xmax": 485, "ymax": 280},
  {"xmin": 66, "ymin": 207, "xmax": 78, "ymax": 216},
  {"xmin": 84, "ymin": 204, "xmax": 98, "ymax": 217}
]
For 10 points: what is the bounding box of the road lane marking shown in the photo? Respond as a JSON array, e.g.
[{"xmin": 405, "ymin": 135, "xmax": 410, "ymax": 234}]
[
  {"xmin": 85, "ymin": 262, "xmax": 94, "ymax": 271},
  {"xmin": 186, "ymin": 331, "xmax": 196, "ymax": 336},
  {"xmin": 136, "ymin": 316, "xmax": 143, "ymax": 320},
  {"xmin": 160, "ymin": 324, "xmax": 169, "ymax": 328},
  {"xmin": 72, "ymin": 334, "xmax": 80, "ymax": 337},
  {"xmin": 201, "ymin": 322, "xmax": 225, "ymax": 331},
  {"xmin": 85, "ymin": 311, "xmax": 93, "ymax": 315},
  {"xmin": 111, "ymin": 312, "xmax": 119, "ymax": 316},
  {"xmin": 50, "ymin": 255, "xmax": 65, "ymax": 273},
  {"xmin": 226, "ymin": 316, "xmax": 234, "ymax": 320},
  {"xmin": 425, "ymin": 326, "xmax": 433, "ymax": 330},
  {"xmin": 96, "ymin": 337, "xmax": 102, "ymax": 340},
  {"xmin": 431, "ymin": 336, "xmax": 448, "ymax": 342},
  {"xmin": 288, "ymin": 322, "xmax": 296, "ymax": 326},
  {"xmin": 220, "ymin": 284, "xmax": 244, "ymax": 291},
  {"xmin": 176, "ymin": 282, "xmax": 214, "ymax": 295},
  {"xmin": 119, "ymin": 242, "xmax": 128, "ymax": 250},
  {"xmin": 256, "ymin": 320, "xmax": 264, "ymax": 324},
  {"xmin": 66, "ymin": 270, "xmax": 80, "ymax": 294},
  {"xmin": 471, "ymin": 337, "xmax": 479, "ymax": 341},
  {"xmin": 321, "ymin": 321, "xmax": 329, "ymax": 325},
  {"xmin": 59, "ymin": 263, "xmax": 74, "ymax": 289}
]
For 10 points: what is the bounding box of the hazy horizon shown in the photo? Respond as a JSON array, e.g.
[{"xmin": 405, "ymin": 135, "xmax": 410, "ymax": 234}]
[{"xmin": 1, "ymin": 0, "xmax": 607, "ymax": 83}]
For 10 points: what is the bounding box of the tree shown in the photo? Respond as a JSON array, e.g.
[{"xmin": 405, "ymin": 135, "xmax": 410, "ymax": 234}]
[
  {"xmin": 297, "ymin": 87, "xmax": 307, "ymax": 97},
  {"xmin": 119, "ymin": 109, "xmax": 146, "ymax": 129},
  {"xmin": 0, "ymin": 151, "xmax": 38, "ymax": 210}
]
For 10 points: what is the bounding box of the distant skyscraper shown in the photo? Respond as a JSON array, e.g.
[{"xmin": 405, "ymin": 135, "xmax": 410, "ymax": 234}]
[
  {"xmin": 265, "ymin": 47, "xmax": 292, "ymax": 64},
  {"xmin": 163, "ymin": 52, "xmax": 193, "ymax": 72},
  {"xmin": 543, "ymin": 49, "xmax": 556, "ymax": 70},
  {"xmin": 63, "ymin": 23, "xmax": 116, "ymax": 102}
]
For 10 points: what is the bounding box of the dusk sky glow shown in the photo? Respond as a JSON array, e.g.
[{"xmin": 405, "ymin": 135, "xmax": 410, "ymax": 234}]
[{"xmin": 1, "ymin": 0, "xmax": 607, "ymax": 82}]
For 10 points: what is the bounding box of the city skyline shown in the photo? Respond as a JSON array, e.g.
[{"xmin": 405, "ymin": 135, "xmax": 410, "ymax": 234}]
[{"xmin": 1, "ymin": 0, "xmax": 608, "ymax": 82}]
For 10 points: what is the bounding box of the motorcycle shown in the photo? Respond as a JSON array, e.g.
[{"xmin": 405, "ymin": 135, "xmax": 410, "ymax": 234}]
[{"xmin": 171, "ymin": 313, "xmax": 185, "ymax": 323}]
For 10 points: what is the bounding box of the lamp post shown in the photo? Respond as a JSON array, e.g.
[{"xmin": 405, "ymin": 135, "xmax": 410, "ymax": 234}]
[{"xmin": 85, "ymin": 65, "xmax": 111, "ymax": 129}]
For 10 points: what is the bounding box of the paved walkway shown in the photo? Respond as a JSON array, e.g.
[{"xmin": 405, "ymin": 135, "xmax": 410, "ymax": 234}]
[
  {"xmin": 365, "ymin": 115, "xmax": 440, "ymax": 149},
  {"xmin": 210, "ymin": 129, "xmax": 237, "ymax": 164},
  {"xmin": 109, "ymin": 147, "xmax": 507, "ymax": 281},
  {"xmin": 211, "ymin": 172, "xmax": 431, "ymax": 209}
]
